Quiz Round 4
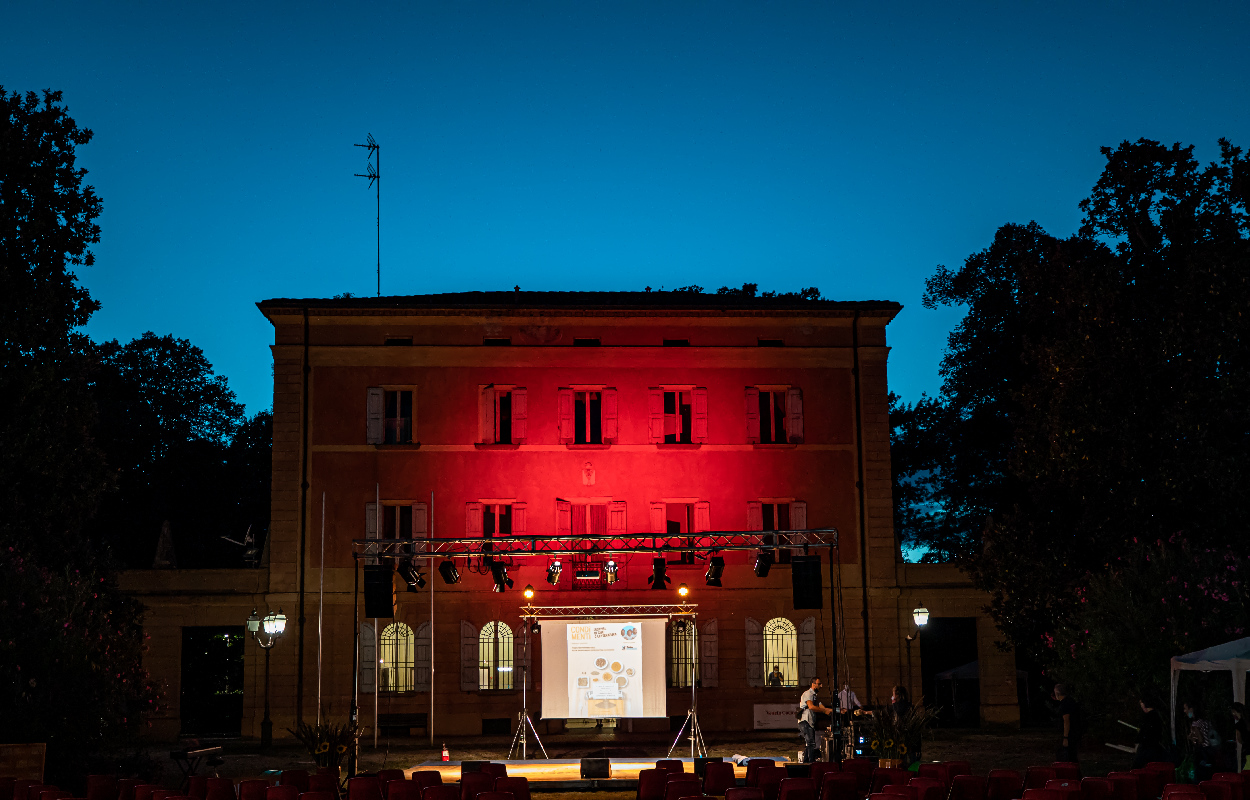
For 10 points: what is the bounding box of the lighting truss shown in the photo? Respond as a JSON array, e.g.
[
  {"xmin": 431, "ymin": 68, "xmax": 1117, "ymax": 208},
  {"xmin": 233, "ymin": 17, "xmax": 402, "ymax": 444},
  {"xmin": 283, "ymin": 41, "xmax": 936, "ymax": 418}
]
[
  {"xmin": 518, "ymin": 603, "xmax": 698, "ymax": 621},
  {"xmin": 352, "ymin": 527, "xmax": 837, "ymax": 560}
]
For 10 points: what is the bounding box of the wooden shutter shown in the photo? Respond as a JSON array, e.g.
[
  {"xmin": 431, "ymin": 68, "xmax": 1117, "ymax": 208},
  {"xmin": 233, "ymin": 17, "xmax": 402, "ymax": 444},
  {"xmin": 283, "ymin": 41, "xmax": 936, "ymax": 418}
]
[
  {"xmin": 412, "ymin": 502, "xmax": 428, "ymax": 538},
  {"xmin": 790, "ymin": 500, "xmax": 807, "ymax": 530},
  {"xmin": 602, "ymin": 389, "xmax": 619, "ymax": 442},
  {"xmin": 478, "ymin": 386, "xmax": 495, "ymax": 443},
  {"xmin": 414, "ymin": 621, "xmax": 431, "ymax": 691},
  {"xmin": 359, "ymin": 622, "xmax": 376, "ymax": 694},
  {"xmin": 511, "ymin": 501, "xmax": 527, "ymax": 534},
  {"xmin": 799, "ymin": 617, "xmax": 817, "ymax": 685},
  {"xmin": 556, "ymin": 388, "xmax": 574, "ymax": 443},
  {"xmin": 647, "ymin": 389, "xmax": 664, "ymax": 443},
  {"xmin": 365, "ymin": 502, "xmax": 379, "ymax": 565},
  {"xmin": 511, "ymin": 388, "xmax": 528, "ymax": 443},
  {"xmin": 745, "ymin": 387, "xmax": 760, "ymax": 443},
  {"xmin": 650, "ymin": 502, "xmax": 666, "ymax": 533},
  {"xmin": 691, "ymin": 387, "xmax": 708, "ymax": 442},
  {"xmin": 693, "ymin": 501, "xmax": 711, "ymax": 533},
  {"xmin": 745, "ymin": 617, "xmax": 764, "ymax": 687},
  {"xmin": 786, "ymin": 388, "xmax": 804, "ymax": 443},
  {"xmin": 747, "ymin": 501, "xmax": 763, "ymax": 531},
  {"xmin": 699, "ymin": 619, "xmax": 719, "ymax": 688},
  {"xmin": 465, "ymin": 502, "xmax": 483, "ymax": 535},
  {"xmin": 607, "ymin": 501, "xmax": 627, "ymax": 534},
  {"xmin": 556, "ymin": 500, "xmax": 572, "ymax": 535},
  {"xmin": 366, "ymin": 388, "xmax": 384, "ymax": 444},
  {"xmin": 460, "ymin": 621, "xmax": 478, "ymax": 692}
]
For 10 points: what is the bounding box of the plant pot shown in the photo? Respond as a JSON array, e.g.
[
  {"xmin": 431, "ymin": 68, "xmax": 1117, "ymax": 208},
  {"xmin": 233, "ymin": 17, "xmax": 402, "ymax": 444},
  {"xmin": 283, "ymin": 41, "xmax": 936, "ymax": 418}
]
[{"xmin": 879, "ymin": 759, "xmax": 902, "ymax": 769}]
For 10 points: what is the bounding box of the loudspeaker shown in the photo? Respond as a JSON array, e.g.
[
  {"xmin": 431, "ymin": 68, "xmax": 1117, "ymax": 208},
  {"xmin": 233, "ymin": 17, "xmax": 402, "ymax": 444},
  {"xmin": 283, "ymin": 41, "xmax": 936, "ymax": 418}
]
[
  {"xmin": 580, "ymin": 758, "xmax": 611, "ymax": 779},
  {"xmin": 460, "ymin": 761, "xmax": 487, "ymax": 776},
  {"xmin": 694, "ymin": 757, "xmax": 724, "ymax": 777},
  {"xmin": 791, "ymin": 555, "xmax": 823, "ymax": 609},
  {"xmin": 363, "ymin": 563, "xmax": 396, "ymax": 618}
]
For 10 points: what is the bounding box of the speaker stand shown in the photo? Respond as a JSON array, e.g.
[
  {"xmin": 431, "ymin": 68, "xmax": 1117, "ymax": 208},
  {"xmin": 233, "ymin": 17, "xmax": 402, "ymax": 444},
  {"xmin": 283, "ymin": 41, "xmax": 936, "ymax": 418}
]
[
  {"xmin": 666, "ymin": 708, "xmax": 707, "ymax": 759},
  {"xmin": 508, "ymin": 665, "xmax": 549, "ymax": 760}
]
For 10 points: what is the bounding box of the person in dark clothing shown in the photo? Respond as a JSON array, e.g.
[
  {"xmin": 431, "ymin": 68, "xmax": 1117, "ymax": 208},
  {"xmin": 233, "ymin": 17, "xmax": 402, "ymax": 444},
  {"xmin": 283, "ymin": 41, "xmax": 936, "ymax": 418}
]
[
  {"xmin": 1232, "ymin": 702, "xmax": 1246, "ymax": 767},
  {"xmin": 1132, "ymin": 696, "xmax": 1170, "ymax": 768},
  {"xmin": 1054, "ymin": 684, "xmax": 1082, "ymax": 762},
  {"xmin": 891, "ymin": 685, "xmax": 919, "ymax": 766}
]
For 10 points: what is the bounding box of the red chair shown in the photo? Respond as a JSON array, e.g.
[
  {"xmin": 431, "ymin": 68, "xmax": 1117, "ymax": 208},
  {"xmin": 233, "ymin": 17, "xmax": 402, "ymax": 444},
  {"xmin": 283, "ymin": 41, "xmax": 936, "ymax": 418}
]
[
  {"xmin": 1210, "ymin": 780, "xmax": 1244, "ymax": 800},
  {"xmin": 746, "ymin": 763, "xmax": 776, "ymax": 788},
  {"xmin": 870, "ymin": 771, "xmax": 910, "ymax": 795},
  {"xmin": 1162, "ymin": 787, "xmax": 1201, "ymax": 800},
  {"xmin": 387, "ymin": 786, "xmax": 418, "ymax": 800},
  {"xmin": 422, "ymin": 789, "xmax": 457, "ymax": 800},
  {"xmin": 820, "ymin": 772, "xmax": 859, "ymax": 800},
  {"xmin": 871, "ymin": 793, "xmax": 895, "ymax": 800},
  {"xmin": 1147, "ymin": 768, "xmax": 1178, "ymax": 787},
  {"xmin": 727, "ymin": 791, "xmax": 765, "ymax": 800},
  {"xmin": 493, "ymin": 779, "xmax": 529, "ymax": 800},
  {"xmin": 1022, "ymin": 790, "xmax": 1066, "ymax": 800},
  {"xmin": 473, "ymin": 793, "xmax": 512, "ymax": 800},
  {"xmin": 638, "ymin": 771, "xmax": 668, "ymax": 800},
  {"xmin": 189, "ymin": 779, "xmax": 209, "ymax": 800},
  {"xmin": 988, "ymin": 771, "xmax": 1024, "ymax": 800},
  {"xmin": 1053, "ymin": 766, "xmax": 1082, "ymax": 781},
  {"xmin": 664, "ymin": 780, "xmax": 701, "ymax": 800},
  {"xmin": 1106, "ymin": 776, "xmax": 1140, "ymax": 800},
  {"xmin": 458, "ymin": 776, "xmax": 492, "ymax": 800},
  {"xmin": 778, "ymin": 778, "xmax": 816, "ymax": 800},
  {"xmin": 882, "ymin": 787, "xmax": 914, "ymax": 800},
  {"xmin": 842, "ymin": 761, "xmax": 876, "ymax": 794},
  {"xmin": 117, "ymin": 782, "xmax": 142, "ymax": 800},
  {"xmin": 1131, "ymin": 771, "xmax": 1163, "ymax": 800},
  {"xmin": 478, "ymin": 768, "xmax": 506, "ymax": 782},
  {"xmin": 1043, "ymin": 781, "xmax": 1080, "ymax": 800},
  {"xmin": 410, "ymin": 777, "xmax": 440, "ymax": 794},
  {"xmin": 376, "ymin": 776, "xmax": 404, "ymax": 789},
  {"xmin": 909, "ymin": 779, "xmax": 945, "ymax": 800},
  {"xmin": 40, "ymin": 790, "xmax": 70, "ymax": 800},
  {"xmin": 240, "ymin": 782, "xmax": 270, "ymax": 800},
  {"xmin": 948, "ymin": 764, "xmax": 974, "ymax": 780},
  {"xmin": 916, "ymin": 767, "xmax": 945, "ymax": 786},
  {"xmin": 207, "ymin": 788, "xmax": 235, "ymax": 800},
  {"xmin": 950, "ymin": 776, "xmax": 987, "ymax": 800},
  {"xmin": 282, "ymin": 777, "xmax": 310, "ymax": 796},
  {"xmin": 301, "ymin": 793, "xmax": 337, "ymax": 800},
  {"xmin": 268, "ymin": 788, "xmax": 299, "ymax": 800},
  {"xmin": 1211, "ymin": 778, "xmax": 1247, "ymax": 787},
  {"xmin": 657, "ymin": 763, "xmax": 686, "ymax": 775},
  {"xmin": 1200, "ymin": 784, "xmax": 1233, "ymax": 800},
  {"xmin": 87, "ymin": 777, "xmax": 119, "ymax": 800},
  {"xmin": 28, "ymin": 786, "xmax": 56, "ymax": 800},
  {"xmin": 133, "ymin": 786, "xmax": 161, "ymax": 800},
  {"xmin": 809, "ymin": 765, "xmax": 840, "ymax": 799},
  {"xmin": 308, "ymin": 779, "xmax": 338, "ymax": 798},
  {"xmin": 1082, "ymin": 779, "xmax": 1115, "ymax": 800},
  {"xmin": 1025, "ymin": 771, "xmax": 1058, "ymax": 792},
  {"xmin": 704, "ymin": 764, "xmax": 737, "ymax": 797},
  {"xmin": 757, "ymin": 769, "xmax": 787, "ymax": 800},
  {"xmin": 150, "ymin": 790, "xmax": 172, "ymax": 800}
]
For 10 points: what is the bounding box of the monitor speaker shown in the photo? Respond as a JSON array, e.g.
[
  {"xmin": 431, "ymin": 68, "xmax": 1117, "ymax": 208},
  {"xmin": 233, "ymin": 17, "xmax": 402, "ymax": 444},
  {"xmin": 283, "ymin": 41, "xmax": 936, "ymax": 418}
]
[
  {"xmin": 580, "ymin": 758, "xmax": 611, "ymax": 779},
  {"xmin": 363, "ymin": 563, "xmax": 396, "ymax": 618},
  {"xmin": 791, "ymin": 555, "xmax": 823, "ymax": 609}
]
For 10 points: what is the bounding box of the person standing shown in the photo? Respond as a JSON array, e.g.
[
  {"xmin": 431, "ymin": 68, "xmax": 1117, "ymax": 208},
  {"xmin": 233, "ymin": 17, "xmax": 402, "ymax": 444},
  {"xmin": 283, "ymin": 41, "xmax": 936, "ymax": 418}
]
[
  {"xmin": 1184, "ymin": 700, "xmax": 1219, "ymax": 780},
  {"xmin": 799, "ymin": 677, "xmax": 834, "ymax": 763},
  {"xmin": 838, "ymin": 684, "xmax": 862, "ymax": 714},
  {"xmin": 1054, "ymin": 684, "xmax": 1083, "ymax": 762},
  {"xmin": 769, "ymin": 665, "xmax": 784, "ymax": 687},
  {"xmin": 1132, "ymin": 696, "xmax": 1169, "ymax": 768},
  {"xmin": 1231, "ymin": 703, "xmax": 1246, "ymax": 773}
]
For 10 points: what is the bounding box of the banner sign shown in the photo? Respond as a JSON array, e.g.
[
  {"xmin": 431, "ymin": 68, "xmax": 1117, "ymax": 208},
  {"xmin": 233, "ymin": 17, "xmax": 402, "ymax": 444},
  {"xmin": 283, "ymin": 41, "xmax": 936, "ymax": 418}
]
[{"xmin": 754, "ymin": 703, "xmax": 798, "ymax": 729}]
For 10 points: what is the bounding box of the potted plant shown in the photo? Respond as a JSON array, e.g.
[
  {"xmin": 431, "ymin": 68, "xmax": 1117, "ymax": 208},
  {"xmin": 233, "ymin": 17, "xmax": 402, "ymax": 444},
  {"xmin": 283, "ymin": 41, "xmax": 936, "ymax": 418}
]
[
  {"xmin": 288, "ymin": 720, "xmax": 362, "ymax": 784},
  {"xmin": 862, "ymin": 701, "xmax": 937, "ymax": 768}
]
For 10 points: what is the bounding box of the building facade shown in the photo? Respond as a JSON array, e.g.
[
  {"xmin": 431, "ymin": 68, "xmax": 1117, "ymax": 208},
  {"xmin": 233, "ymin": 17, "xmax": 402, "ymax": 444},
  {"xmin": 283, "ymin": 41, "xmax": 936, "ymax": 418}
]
[{"xmin": 122, "ymin": 292, "xmax": 1020, "ymax": 741}]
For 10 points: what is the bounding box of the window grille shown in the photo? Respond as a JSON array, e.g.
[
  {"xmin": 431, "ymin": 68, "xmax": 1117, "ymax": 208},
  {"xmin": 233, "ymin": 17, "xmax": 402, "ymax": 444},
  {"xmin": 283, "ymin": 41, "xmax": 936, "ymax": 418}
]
[
  {"xmin": 478, "ymin": 620, "xmax": 515, "ymax": 690},
  {"xmin": 763, "ymin": 617, "xmax": 798, "ymax": 687},
  {"xmin": 379, "ymin": 622, "xmax": 415, "ymax": 692},
  {"xmin": 668, "ymin": 619, "xmax": 699, "ymax": 688}
]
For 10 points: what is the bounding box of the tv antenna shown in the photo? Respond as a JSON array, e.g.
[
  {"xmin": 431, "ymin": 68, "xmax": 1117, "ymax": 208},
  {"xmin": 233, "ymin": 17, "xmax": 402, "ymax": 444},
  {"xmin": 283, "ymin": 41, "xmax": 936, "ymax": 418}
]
[{"xmin": 354, "ymin": 133, "xmax": 380, "ymax": 296}]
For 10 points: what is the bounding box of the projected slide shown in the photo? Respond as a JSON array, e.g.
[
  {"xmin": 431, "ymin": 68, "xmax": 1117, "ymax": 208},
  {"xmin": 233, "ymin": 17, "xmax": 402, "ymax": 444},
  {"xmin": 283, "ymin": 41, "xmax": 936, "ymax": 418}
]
[{"xmin": 540, "ymin": 618, "xmax": 667, "ymax": 718}]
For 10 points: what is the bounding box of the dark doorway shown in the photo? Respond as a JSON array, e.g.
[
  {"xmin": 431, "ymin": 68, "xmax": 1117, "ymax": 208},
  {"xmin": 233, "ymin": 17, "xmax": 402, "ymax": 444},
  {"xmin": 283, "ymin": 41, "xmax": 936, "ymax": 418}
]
[
  {"xmin": 181, "ymin": 626, "xmax": 244, "ymax": 736},
  {"xmin": 918, "ymin": 617, "xmax": 980, "ymax": 727}
]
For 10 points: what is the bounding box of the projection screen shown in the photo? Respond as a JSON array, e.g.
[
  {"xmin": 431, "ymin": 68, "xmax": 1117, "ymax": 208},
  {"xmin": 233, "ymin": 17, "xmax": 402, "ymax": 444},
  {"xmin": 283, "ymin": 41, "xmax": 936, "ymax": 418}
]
[{"xmin": 540, "ymin": 618, "xmax": 668, "ymax": 718}]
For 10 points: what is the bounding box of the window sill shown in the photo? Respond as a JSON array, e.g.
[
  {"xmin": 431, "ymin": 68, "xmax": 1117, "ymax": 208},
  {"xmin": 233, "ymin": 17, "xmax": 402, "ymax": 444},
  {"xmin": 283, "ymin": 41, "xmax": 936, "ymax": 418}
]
[
  {"xmin": 655, "ymin": 443, "xmax": 702, "ymax": 450},
  {"xmin": 752, "ymin": 443, "xmax": 798, "ymax": 449},
  {"xmin": 474, "ymin": 689, "xmax": 520, "ymax": 695},
  {"xmin": 474, "ymin": 443, "xmax": 522, "ymax": 450},
  {"xmin": 374, "ymin": 442, "xmax": 421, "ymax": 450},
  {"xmin": 565, "ymin": 443, "xmax": 612, "ymax": 450}
]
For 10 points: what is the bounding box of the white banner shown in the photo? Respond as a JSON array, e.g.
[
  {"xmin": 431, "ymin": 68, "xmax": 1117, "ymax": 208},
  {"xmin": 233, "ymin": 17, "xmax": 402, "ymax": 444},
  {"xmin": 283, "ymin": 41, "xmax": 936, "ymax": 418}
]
[{"xmin": 754, "ymin": 703, "xmax": 799, "ymax": 729}]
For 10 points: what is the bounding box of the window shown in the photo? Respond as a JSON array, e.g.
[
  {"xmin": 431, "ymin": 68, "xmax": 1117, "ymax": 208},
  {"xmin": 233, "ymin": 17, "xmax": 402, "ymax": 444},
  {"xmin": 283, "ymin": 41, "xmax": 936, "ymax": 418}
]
[
  {"xmin": 366, "ymin": 387, "xmax": 416, "ymax": 444},
  {"xmin": 466, "ymin": 501, "xmax": 527, "ymax": 536},
  {"xmin": 758, "ymin": 391, "xmax": 787, "ymax": 444},
  {"xmin": 484, "ymin": 504, "xmax": 512, "ymax": 535},
  {"xmin": 665, "ymin": 391, "xmax": 692, "ymax": 443},
  {"xmin": 745, "ymin": 387, "xmax": 803, "ymax": 444},
  {"xmin": 379, "ymin": 622, "xmax": 415, "ymax": 692},
  {"xmin": 383, "ymin": 504, "xmax": 413, "ymax": 539},
  {"xmin": 747, "ymin": 501, "xmax": 806, "ymax": 563},
  {"xmin": 650, "ymin": 501, "xmax": 711, "ymax": 534},
  {"xmin": 647, "ymin": 388, "xmax": 708, "ymax": 443},
  {"xmin": 557, "ymin": 500, "xmax": 626, "ymax": 536},
  {"xmin": 668, "ymin": 619, "xmax": 699, "ymax": 689},
  {"xmin": 763, "ymin": 618, "xmax": 798, "ymax": 687},
  {"xmin": 366, "ymin": 502, "xmax": 429, "ymax": 563},
  {"xmin": 479, "ymin": 386, "xmax": 527, "ymax": 444},
  {"xmin": 557, "ymin": 388, "xmax": 618, "ymax": 444},
  {"xmin": 478, "ymin": 621, "xmax": 514, "ymax": 690}
]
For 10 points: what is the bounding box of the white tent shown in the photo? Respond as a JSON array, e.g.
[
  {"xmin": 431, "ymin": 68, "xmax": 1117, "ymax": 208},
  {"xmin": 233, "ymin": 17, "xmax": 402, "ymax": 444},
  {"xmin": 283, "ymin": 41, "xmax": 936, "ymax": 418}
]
[{"xmin": 1170, "ymin": 636, "xmax": 1250, "ymax": 769}]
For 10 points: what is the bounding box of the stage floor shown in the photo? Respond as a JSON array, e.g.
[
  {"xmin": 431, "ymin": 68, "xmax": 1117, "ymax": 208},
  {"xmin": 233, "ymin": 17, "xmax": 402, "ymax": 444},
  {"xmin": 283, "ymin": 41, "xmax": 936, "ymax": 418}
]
[{"xmin": 409, "ymin": 758, "xmax": 750, "ymax": 784}]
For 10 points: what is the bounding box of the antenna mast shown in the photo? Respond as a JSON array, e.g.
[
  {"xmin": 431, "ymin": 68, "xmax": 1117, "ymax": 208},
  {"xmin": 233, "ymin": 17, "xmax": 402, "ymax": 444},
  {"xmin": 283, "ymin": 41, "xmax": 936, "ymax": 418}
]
[{"xmin": 354, "ymin": 133, "xmax": 380, "ymax": 296}]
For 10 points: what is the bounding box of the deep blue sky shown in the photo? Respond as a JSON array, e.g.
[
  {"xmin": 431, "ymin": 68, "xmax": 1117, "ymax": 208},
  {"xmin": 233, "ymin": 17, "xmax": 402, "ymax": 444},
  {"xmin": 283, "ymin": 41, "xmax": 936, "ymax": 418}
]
[{"xmin": 4, "ymin": 2, "xmax": 1248, "ymax": 414}]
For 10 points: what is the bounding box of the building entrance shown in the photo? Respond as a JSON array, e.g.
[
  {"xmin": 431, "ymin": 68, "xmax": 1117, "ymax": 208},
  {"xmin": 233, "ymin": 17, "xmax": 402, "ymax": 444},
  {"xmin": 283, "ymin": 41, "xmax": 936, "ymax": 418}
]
[
  {"xmin": 180, "ymin": 626, "xmax": 244, "ymax": 735},
  {"xmin": 918, "ymin": 617, "xmax": 980, "ymax": 727}
]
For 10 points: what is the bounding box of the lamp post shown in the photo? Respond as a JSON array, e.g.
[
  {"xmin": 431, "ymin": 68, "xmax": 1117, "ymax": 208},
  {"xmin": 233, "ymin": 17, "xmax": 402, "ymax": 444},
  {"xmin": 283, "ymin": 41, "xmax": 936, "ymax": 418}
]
[
  {"xmin": 247, "ymin": 607, "xmax": 287, "ymax": 748},
  {"xmin": 904, "ymin": 604, "xmax": 928, "ymax": 700}
]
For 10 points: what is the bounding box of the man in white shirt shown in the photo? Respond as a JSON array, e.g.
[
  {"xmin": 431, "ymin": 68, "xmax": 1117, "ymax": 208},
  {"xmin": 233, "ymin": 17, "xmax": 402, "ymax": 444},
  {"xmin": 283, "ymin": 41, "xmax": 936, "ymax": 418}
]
[
  {"xmin": 838, "ymin": 684, "xmax": 862, "ymax": 714},
  {"xmin": 799, "ymin": 677, "xmax": 834, "ymax": 763}
]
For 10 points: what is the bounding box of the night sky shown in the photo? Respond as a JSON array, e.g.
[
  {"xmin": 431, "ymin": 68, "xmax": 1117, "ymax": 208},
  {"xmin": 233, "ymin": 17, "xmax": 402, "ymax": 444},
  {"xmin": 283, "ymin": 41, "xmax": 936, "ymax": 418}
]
[{"xmin": 4, "ymin": 2, "xmax": 1247, "ymax": 413}]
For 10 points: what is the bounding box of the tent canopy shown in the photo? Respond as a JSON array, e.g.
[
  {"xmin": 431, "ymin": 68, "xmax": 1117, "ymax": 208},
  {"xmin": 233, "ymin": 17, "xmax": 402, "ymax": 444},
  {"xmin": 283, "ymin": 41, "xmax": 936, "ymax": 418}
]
[
  {"xmin": 936, "ymin": 660, "xmax": 980, "ymax": 681},
  {"xmin": 1169, "ymin": 636, "xmax": 1250, "ymax": 744}
]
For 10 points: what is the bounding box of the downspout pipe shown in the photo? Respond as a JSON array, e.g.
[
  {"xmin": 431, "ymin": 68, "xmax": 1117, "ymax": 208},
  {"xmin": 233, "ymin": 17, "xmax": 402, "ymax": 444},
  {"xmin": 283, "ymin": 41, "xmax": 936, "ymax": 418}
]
[
  {"xmin": 852, "ymin": 310, "xmax": 873, "ymax": 700},
  {"xmin": 296, "ymin": 307, "xmax": 311, "ymax": 724}
]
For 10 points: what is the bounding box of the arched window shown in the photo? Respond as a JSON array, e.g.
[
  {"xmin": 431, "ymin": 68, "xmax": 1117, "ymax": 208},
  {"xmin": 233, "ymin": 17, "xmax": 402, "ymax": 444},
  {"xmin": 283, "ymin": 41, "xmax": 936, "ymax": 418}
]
[
  {"xmin": 379, "ymin": 622, "xmax": 414, "ymax": 692},
  {"xmin": 668, "ymin": 619, "xmax": 699, "ymax": 688},
  {"xmin": 763, "ymin": 617, "xmax": 798, "ymax": 687},
  {"xmin": 478, "ymin": 620, "xmax": 514, "ymax": 690}
]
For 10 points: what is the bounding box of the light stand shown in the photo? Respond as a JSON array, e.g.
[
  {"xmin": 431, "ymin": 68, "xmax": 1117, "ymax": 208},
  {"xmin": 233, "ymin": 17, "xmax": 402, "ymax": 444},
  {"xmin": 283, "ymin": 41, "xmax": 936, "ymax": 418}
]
[
  {"xmin": 508, "ymin": 624, "xmax": 548, "ymax": 760},
  {"xmin": 666, "ymin": 616, "xmax": 707, "ymax": 759},
  {"xmin": 247, "ymin": 608, "xmax": 287, "ymax": 749}
]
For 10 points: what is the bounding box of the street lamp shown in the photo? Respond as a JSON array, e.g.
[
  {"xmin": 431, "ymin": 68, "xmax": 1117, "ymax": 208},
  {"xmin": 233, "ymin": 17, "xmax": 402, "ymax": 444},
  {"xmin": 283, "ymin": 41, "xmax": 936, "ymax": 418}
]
[
  {"xmin": 905, "ymin": 603, "xmax": 928, "ymax": 701},
  {"xmin": 247, "ymin": 607, "xmax": 287, "ymax": 748}
]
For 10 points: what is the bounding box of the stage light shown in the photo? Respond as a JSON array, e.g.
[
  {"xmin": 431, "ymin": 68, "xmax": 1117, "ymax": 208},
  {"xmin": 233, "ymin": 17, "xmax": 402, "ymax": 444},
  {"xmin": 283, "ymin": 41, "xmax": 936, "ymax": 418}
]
[
  {"xmin": 754, "ymin": 550, "xmax": 774, "ymax": 577},
  {"xmin": 438, "ymin": 559, "xmax": 460, "ymax": 585},
  {"xmin": 677, "ymin": 583, "xmax": 689, "ymax": 598},
  {"xmin": 648, "ymin": 557, "xmax": 670, "ymax": 590},
  {"xmin": 490, "ymin": 561, "xmax": 513, "ymax": 593},
  {"xmin": 545, "ymin": 559, "xmax": 562, "ymax": 585},
  {"xmin": 605, "ymin": 559, "xmax": 618, "ymax": 584},
  {"xmin": 705, "ymin": 556, "xmax": 725, "ymax": 587},
  {"xmin": 530, "ymin": 622, "xmax": 541, "ymax": 634},
  {"xmin": 522, "ymin": 584, "xmax": 535, "ymax": 600},
  {"xmin": 398, "ymin": 560, "xmax": 426, "ymax": 592}
]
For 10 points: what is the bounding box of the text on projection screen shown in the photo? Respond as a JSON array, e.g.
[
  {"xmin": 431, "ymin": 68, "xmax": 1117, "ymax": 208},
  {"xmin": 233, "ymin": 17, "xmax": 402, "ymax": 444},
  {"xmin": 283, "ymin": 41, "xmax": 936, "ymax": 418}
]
[{"xmin": 540, "ymin": 619, "xmax": 668, "ymax": 718}]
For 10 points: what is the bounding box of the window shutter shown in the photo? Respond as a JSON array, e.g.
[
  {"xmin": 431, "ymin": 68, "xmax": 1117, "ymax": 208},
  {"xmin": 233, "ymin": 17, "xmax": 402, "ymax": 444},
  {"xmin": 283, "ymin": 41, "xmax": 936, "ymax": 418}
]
[
  {"xmin": 699, "ymin": 618, "xmax": 719, "ymax": 688},
  {"xmin": 511, "ymin": 501, "xmax": 527, "ymax": 534},
  {"xmin": 607, "ymin": 501, "xmax": 627, "ymax": 534},
  {"xmin": 366, "ymin": 388, "xmax": 385, "ymax": 444},
  {"xmin": 799, "ymin": 616, "xmax": 817, "ymax": 685},
  {"xmin": 511, "ymin": 388, "xmax": 528, "ymax": 443},
  {"xmin": 647, "ymin": 389, "xmax": 664, "ymax": 443},
  {"xmin": 412, "ymin": 502, "xmax": 428, "ymax": 538},
  {"xmin": 478, "ymin": 386, "xmax": 495, "ymax": 443},
  {"xmin": 602, "ymin": 389, "xmax": 619, "ymax": 442},
  {"xmin": 786, "ymin": 388, "xmax": 804, "ymax": 443},
  {"xmin": 691, "ymin": 387, "xmax": 709, "ymax": 442},
  {"xmin": 747, "ymin": 501, "xmax": 763, "ymax": 531},
  {"xmin": 557, "ymin": 388, "xmax": 574, "ymax": 443},
  {"xmin": 693, "ymin": 501, "xmax": 711, "ymax": 533},
  {"xmin": 365, "ymin": 502, "xmax": 379, "ymax": 565},
  {"xmin": 790, "ymin": 500, "xmax": 807, "ymax": 530},
  {"xmin": 650, "ymin": 502, "xmax": 666, "ymax": 533},
  {"xmin": 359, "ymin": 622, "xmax": 376, "ymax": 694},
  {"xmin": 745, "ymin": 617, "xmax": 764, "ymax": 687},
  {"xmin": 460, "ymin": 621, "xmax": 478, "ymax": 692},
  {"xmin": 556, "ymin": 500, "xmax": 572, "ymax": 535},
  {"xmin": 466, "ymin": 502, "xmax": 483, "ymax": 535},
  {"xmin": 745, "ymin": 387, "xmax": 760, "ymax": 443},
  {"xmin": 414, "ymin": 621, "xmax": 431, "ymax": 691}
]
